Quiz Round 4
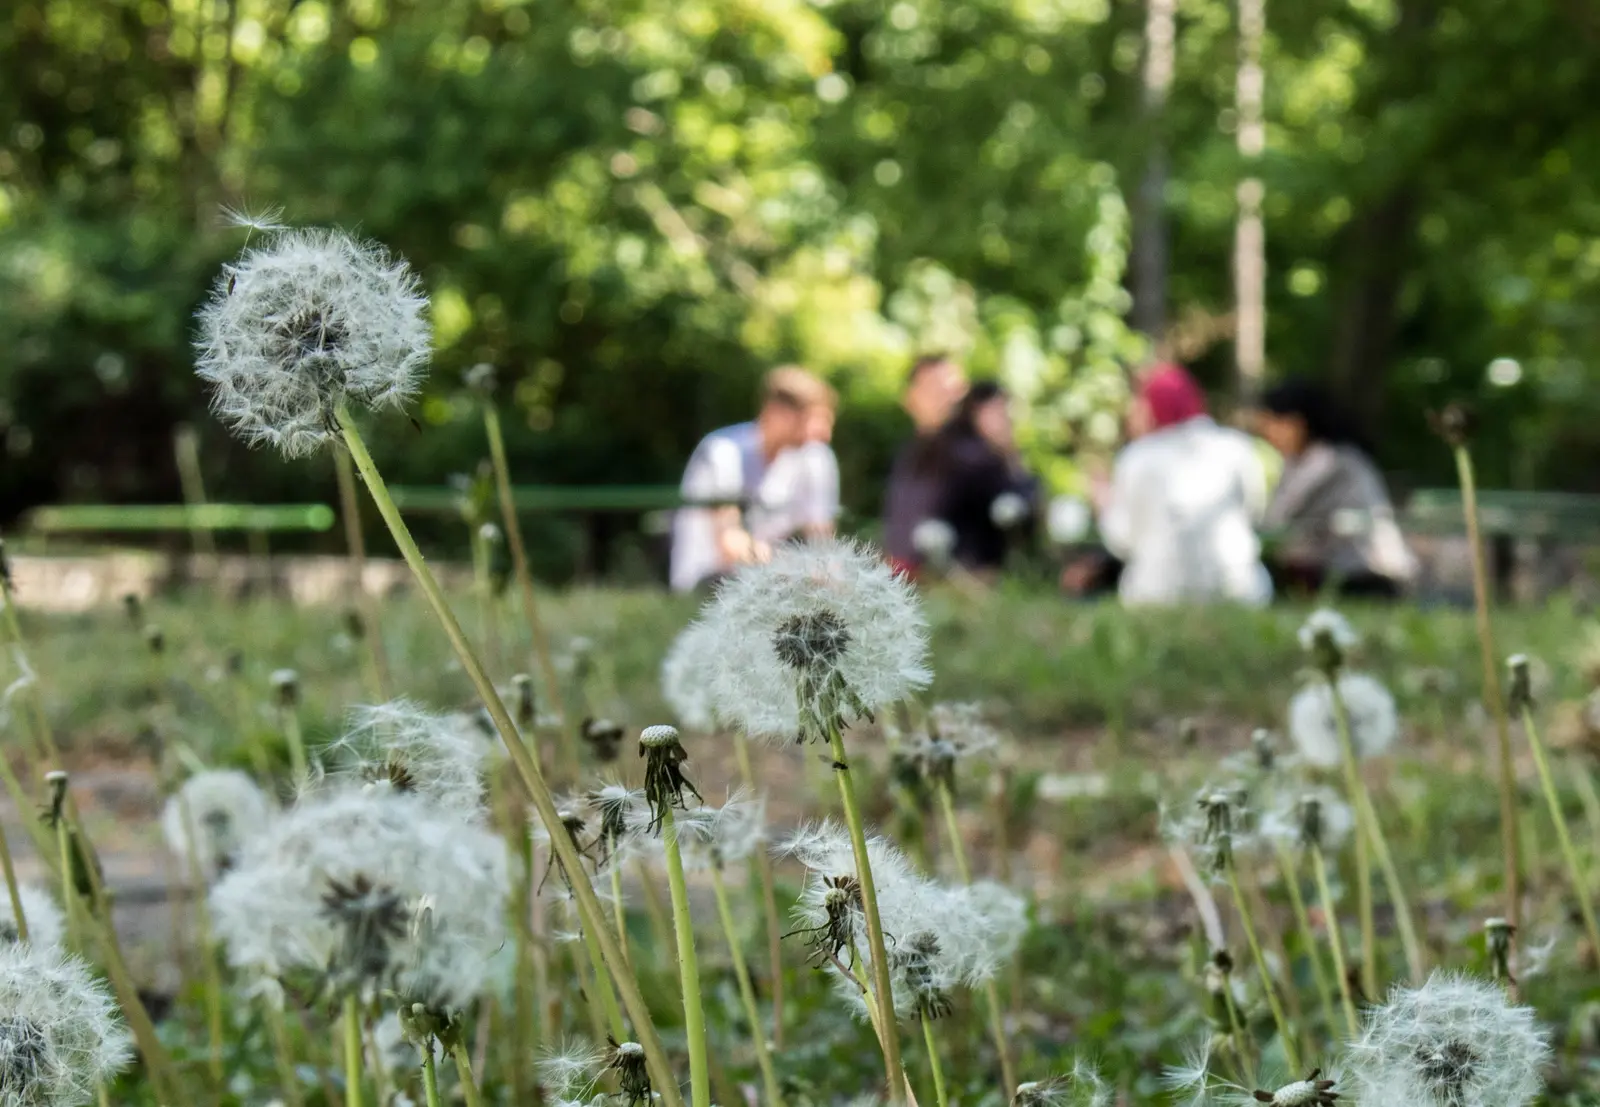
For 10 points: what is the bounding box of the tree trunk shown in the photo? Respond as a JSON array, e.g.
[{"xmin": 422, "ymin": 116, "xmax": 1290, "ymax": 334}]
[{"xmin": 1133, "ymin": 0, "xmax": 1176, "ymax": 339}]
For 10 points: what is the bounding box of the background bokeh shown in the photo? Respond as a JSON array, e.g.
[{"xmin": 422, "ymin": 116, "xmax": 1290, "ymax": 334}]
[{"xmin": 3, "ymin": 0, "xmax": 1597, "ymax": 559}]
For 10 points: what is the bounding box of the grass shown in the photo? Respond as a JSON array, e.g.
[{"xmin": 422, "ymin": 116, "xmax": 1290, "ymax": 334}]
[{"xmin": 7, "ymin": 579, "xmax": 1600, "ymax": 1103}]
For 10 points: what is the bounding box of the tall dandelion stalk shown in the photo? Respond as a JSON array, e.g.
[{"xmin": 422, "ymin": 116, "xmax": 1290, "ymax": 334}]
[
  {"xmin": 193, "ymin": 224, "xmax": 682, "ymax": 1107},
  {"xmin": 333, "ymin": 447, "xmax": 389, "ymax": 698},
  {"xmin": 1508, "ymin": 655, "xmax": 1600, "ymax": 956}
]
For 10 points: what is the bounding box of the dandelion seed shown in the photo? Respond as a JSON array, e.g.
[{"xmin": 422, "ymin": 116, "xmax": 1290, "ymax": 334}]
[
  {"xmin": 161, "ymin": 769, "xmax": 276, "ymax": 881},
  {"xmin": 1346, "ymin": 971, "xmax": 1549, "ymax": 1107},
  {"xmin": 585, "ymin": 783, "xmax": 650, "ymax": 867},
  {"xmin": 536, "ymin": 1041, "xmax": 607, "ymax": 1098},
  {"xmin": 673, "ymin": 792, "xmax": 767, "ymax": 872},
  {"xmin": 1287, "ymin": 672, "xmax": 1398, "ymax": 768},
  {"xmin": 699, "ymin": 539, "xmax": 930, "ymax": 742},
  {"xmin": 463, "ymin": 362, "xmax": 497, "ymax": 396},
  {"xmin": 221, "ymin": 204, "xmax": 288, "ymax": 234},
  {"xmin": 195, "ymin": 227, "xmax": 431, "ymax": 458},
  {"xmin": 0, "ymin": 942, "xmax": 132, "ymax": 1107},
  {"xmin": 326, "ymin": 700, "xmax": 488, "ymax": 814}
]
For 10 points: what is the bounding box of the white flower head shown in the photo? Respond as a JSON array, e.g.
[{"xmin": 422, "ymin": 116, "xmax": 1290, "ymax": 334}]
[
  {"xmin": 1297, "ymin": 608, "xmax": 1358, "ymax": 656},
  {"xmin": 990, "ymin": 491, "xmax": 1030, "ymax": 529},
  {"xmin": 0, "ymin": 887, "xmax": 66, "ymax": 953},
  {"xmin": 0, "ymin": 943, "xmax": 133, "ymax": 1105},
  {"xmin": 700, "ymin": 538, "xmax": 931, "ymax": 742},
  {"xmin": 660, "ymin": 621, "xmax": 718, "ymax": 733},
  {"xmin": 1163, "ymin": 783, "xmax": 1256, "ymax": 878},
  {"xmin": 325, "ymin": 700, "xmax": 488, "ymax": 815},
  {"xmin": 195, "ymin": 227, "xmax": 431, "ymax": 457},
  {"xmin": 210, "ymin": 788, "xmax": 508, "ymax": 1009},
  {"xmin": 161, "ymin": 770, "xmax": 277, "ymax": 881},
  {"xmin": 1346, "ymin": 971, "xmax": 1550, "ymax": 1107},
  {"xmin": 1258, "ymin": 785, "xmax": 1354, "ymax": 854},
  {"xmin": 910, "ymin": 519, "xmax": 957, "ymax": 565},
  {"xmin": 1287, "ymin": 671, "xmax": 1399, "ymax": 768}
]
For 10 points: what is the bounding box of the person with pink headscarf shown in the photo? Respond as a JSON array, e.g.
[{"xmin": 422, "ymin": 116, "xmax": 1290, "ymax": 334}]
[{"xmin": 1092, "ymin": 363, "xmax": 1272, "ymax": 606}]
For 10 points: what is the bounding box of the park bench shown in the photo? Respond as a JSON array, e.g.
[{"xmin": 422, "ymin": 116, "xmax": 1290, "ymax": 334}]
[
  {"xmin": 1402, "ymin": 488, "xmax": 1600, "ymax": 600},
  {"xmin": 24, "ymin": 503, "xmax": 337, "ymax": 555}
]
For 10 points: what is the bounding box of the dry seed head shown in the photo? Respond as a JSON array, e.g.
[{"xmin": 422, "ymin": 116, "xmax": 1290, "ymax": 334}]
[
  {"xmin": 1298, "ymin": 609, "xmax": 1357, "ymax": 672},
  {"xmin": 1506, "ymin": 655, "xmax": 1533, "ymax": 714},
  {"xmin": 161, "ymin": 770, "xmax": 276, "ymax": 881},
  {"xmin": 142, "ymin": 624, "xmax": 165, "ymax": 655},
  {"xmin": 271, "ymin": 668, "xmax": 300, "ymax": 707},
  {"xmin": 1251, "ymin": 1069, "xmax": 1339, "ymax": 1105},
  {"xmin": 604, "ymin": 1037, "xmax": 651, "ymax": 1106}
]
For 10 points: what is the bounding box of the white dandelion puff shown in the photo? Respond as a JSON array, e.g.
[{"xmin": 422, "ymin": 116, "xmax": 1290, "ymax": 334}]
[
  {"xmin": 699, "ymin": 539, "xmax": 930, "ymax": 742},
  {"xmin": 1297, "ymin": 608, "xmax": 1358, "ymax": 656},
  {"xmin": 1287, "ymin": 671, "xmax": 1399, "ymax": 768},
  {"xmin": 0, "ymin": 943, "xmax": 133, "ymax": 1106},
  {"xmin": 195, "ymin": 227, "xmax": 431, "ymax": 458},
  {"xmin": 536, "ymin": 1041, "xmax": 607, "ymax": 1098},
  {"xmin": 209, "ymin": 788, "xmax": 508, "ymax": 1009},
  {"xmin": 324, "ymin": 700, "xmax": 489, "ymax": 815},
  {"xmin": 910, "ymin": 519, "xmax": 957, "ymax": 566},
  {"xmin": 1012, "ymin": 1058, "xmax": 1112, "ymax": 1107},
  {"xmin": 0, "ymin": 887, "xmax": 66, "ymax": 953},
  {"xmin": 669, "ymin": 792, "xmax": 767, "ymax": 872},
  {"xmin": 1162, "ymin": 784, "xmax": 1255, "ymax": 878},
  {"xmin": 1257, "ymin": 785, "xmax": 1354, "ymax": 854},
  {"xmin": 989, "ymin": 491, "xmax": 1031, "ymax": 529},
  {"xmin": 161, "ymin": 769, "xmax": 276, "ymax": 882},
  {"xmin": 660, "ymin": 621, "xmax": 718, "ymax": 733},
  {"xmin": 1345, "ymin": 971, "xmax": 1550, "ymax": 1107}
]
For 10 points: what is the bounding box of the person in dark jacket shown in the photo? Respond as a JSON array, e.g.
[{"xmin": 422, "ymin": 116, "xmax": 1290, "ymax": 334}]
[{"xmin": 882, "ymin": 353, "xmax": 968, "ymax": 572}]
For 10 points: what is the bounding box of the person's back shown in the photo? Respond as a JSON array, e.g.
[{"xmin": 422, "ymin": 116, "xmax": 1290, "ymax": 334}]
[
  {"xmin": 1264, "ymin": 440, "xmax": 1415, "ymax": 585},
  {"xmin": 883, "ymin": 354, "xmax": 968, "ymax": 570},
  {"xmin": 1100, "ymin": 418, "xmax": 1270, "ymax": 606},
  {"xmin": 670, "ymin": 421, "xmax": 763, "ymax": 593}
]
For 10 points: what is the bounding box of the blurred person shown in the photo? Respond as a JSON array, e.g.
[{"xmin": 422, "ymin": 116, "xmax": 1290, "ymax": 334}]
[
  {"xmin": 752, "ymin": 391, "xmax": 841, "ymax": 545},
  {"xmin": 669, "ymin": 366, "xmax": 833, "ymax": 593},
  {"xmin": 1095, "ymin": 363, "xmax": 1272, "ymax": 606},
  {"xmin": 1253, "ymin": 378, "xmax": 1416, "ymax": 598},
  {"xmin": 914, "ymin": 381, "xmax": 1039, "ymax": 577},
  {"xmin": 883, "ymin": 353, "xmax": 969, "ymax": 572}
]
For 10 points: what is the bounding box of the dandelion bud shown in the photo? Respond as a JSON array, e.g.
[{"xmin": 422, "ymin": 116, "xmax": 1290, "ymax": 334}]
[
  {"xmin": 463, "ymin": 362, "xmax": 497, "ymax": 397},
  {"xmin": 911, "ymin": 518, "xmax": 957, "ymax": 568},
  {"xmin": 511, "ymin": 673, "xmax": 536, "ymax": 727},
  {"xmin": 142, "ymin": 624, "xmax": 165, "ymax": 655},
  {"xmin": 1484, "ymin": 917, "xmax": 1517, "ymax": 983},
  {"xmin": 604, "ymin": 1037, "xmax": 652, "ymax": 1107},
  {"xmin": 989, "ymin": 491, "xmax": 1030, "ymax": 530},
  {"xmin": 271, "ymin": 668, "xmax": 300, "ymax": 708},
  {"xmin": 581, "ymin": 717, "xmax": 624, "ymax": 762},
  {"xmin": 1252, "ymin": 1069, "xmax": 1339, "ymax": 1105},
  {"xmin": 225, "ymin": 648, "xmax": 244, "ymax": 676},
  {"xmin": 477, "ymin": 522, "xmax": 502, "ymax": 546},
  {"xmin": 639, "ymin": 724, "xmax": 700, "ymax": 832},
  {"xmin": 1251, "ymin": 728, "xmax": 1277, "ymax": 771},
  {"xmin": 195, "ymin": 227, "xmax": 431, "ymax": 458},
  {"xmin": 121, "ymin": 592, "xmax": 141, "ymax": 626},
  {"xmin": 1428, "ymin": 402, "xmax": 1475, "ymax": 448},
  {"xmin": 1506, "ymin": 655, "xmax": 1534, "ymax": 715},
  {"xmin": 1299, "ymin": 608, "xmax": 1357, "ymax": 674},
  {"xmin": 44, "ymin": 771, "xmax": 68, "ymax": 824}
]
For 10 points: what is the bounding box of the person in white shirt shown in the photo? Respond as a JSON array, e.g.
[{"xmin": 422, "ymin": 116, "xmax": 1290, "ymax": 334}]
[
  {"xmin": 752, "ymin": 402, "xmax": 840, "ymax": 547},
  {"xmin": 669, "ymin": 367, "xmax": 836, "ymax": 593},
  {"xmin": 1096, "ymin": 363, "xmax": 1272, "ymax": 607}
]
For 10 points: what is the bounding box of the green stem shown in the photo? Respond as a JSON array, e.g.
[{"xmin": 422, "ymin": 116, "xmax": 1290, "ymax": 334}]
[
  {"xmin": 334, "ymin": 446, "xmax": 389, "ymax": 699},
  {"xmin": 1571, "ymin": 755, "xmax": 1600, "ymax": 855},
  {"xmin": 280, "ymin": 705, "xmax": 308, "ymax": 783},
  {"xmin": 53, "ymin": 810, "xmax": 77, "ymax": 951},
  {"xmin": 342, "ymin": 994, "xmax": 364, "ymax": 1107},
  {"xmin": 1310, "ymin": 844, "xmax": 1360, "ymax": 1036},
  {"xmin": 826, "ymin": 725, "xmax": 906, "ymax": 1103},
  {"xmin": 581, "ymin": 908, "xmax": 628, "ymax": 1042},
  {"xmin": 734, "ymin": 731, "xmax": 785, "ymax": 1048},
  {"xmin": 920, "ymin": 1017, "xmax": 948, "ymax": 1107},
  {"xmin": 1224, "ymin": 863, "xmax": 1299, "ymax": 1073},
  {"xmin": 661, "ymin": 808, "xmax": 711, "ymax": 1107},
  {"xmin": 449, "ymin": 1039, "xmax": 487, "ymax": 1107},
  {"xmin": 1353, "ymin": 783, "xmax": 1425, "ymax": 983},
  {"xmin": 265, "ymin": 1002, "xmax": 305, "ymax": 1107},
  {"xmin": 1324, "ymin": 672, "xmax": 1377, "ymax": 996},
  {"xmin": 179, "ymin": 793, "xmax": 226, "ymax": 1089},
  {"xmin": 1454, "ymin": 443, "xmax": 1522, "ymax": 928},
  {"xmin": 1217, "ymin": 965, "xmax": 1255, "ymax": 1088},
  {"xmin": 1, "ymin": 594, "xmax": 61, "ymax": 768},
  {"xmin": 1275, "ymin": 845, "xmax": 1336, "ymax": 1039},
  {"xmin": 709, "ymin": 866, "xmax": 785, "ymax": 1107},
  {"xmin": 1520, "ymin": 703, "xmax": 1600, "ymax": 957},
  {"xmin": 935, "ymin": 783, "xmax": 1016, "ymax": 1096},
  {"xmin": 422, "ymin": 1042, "xmax": 442, "ymax": 1107},
  {"xmin": 335, "ymin": 407, "xmax": 682, "ymax": 1107},
  {"xmin": 609, "ymin": 833, "xmax": 631, "ymax": 966},
  {"xmin": 0, "ymin": 818, "xmax": 27, "ymax": 944}
]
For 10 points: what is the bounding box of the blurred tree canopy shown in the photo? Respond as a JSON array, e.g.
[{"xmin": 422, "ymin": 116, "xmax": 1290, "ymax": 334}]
[{"xmin": 3, "ymin": 0, "xmax": 1599, "ymax": 549}]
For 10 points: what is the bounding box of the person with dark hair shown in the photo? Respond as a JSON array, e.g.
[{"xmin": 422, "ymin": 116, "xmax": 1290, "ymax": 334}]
[
  {"xmin": 1253, "ymin": 378, "xmax": 1416, "ymax": 598},
  {"xmin": 669, "ymin": 366, "xmax": 835, "ymax": 592},
  {"xmin": 914, "ymin": 381, "xmax": 1038, "ymax": 575},
  {"xmin": 1094, "ymin": 363, "xmax": 1272, "ymax": 606},
  {"xmin": 882, "ymin": 353, "xmax": 968, "ymax": 572}
]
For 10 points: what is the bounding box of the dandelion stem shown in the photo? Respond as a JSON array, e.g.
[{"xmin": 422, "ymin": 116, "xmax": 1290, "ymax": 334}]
[
  {"xmin": 449, "ymin": 1038, "xmax": 487, "ymax": 1107},
  {"xmin": 1355, "ymin": 784, "xmax": 1425, "ymax": 983},
  {"xmin": 342, "ymin": 995, "xmax": 364, "ymax": 1107},
  {"xmin": 1324, "ymin": 672, "xmax": 1378, "ymax": 995},
  {"xmin": 178, "ymin": 793, "xmax": 226, "ymax": 1090},
  {"xmin": 580, "ymin": 910, "xmax": 628, "ymax": 1042},
  {"xmin": 1274, "ymin": 844, "xmax": 1337, "ymax": 1039},
  {"xmin": 934, "ymin": 782, "xmax": 1016, "ymax": 1096},
  {"xmin": 709, "ymin": 866, "xmax": 785, "ymax": 1107},
  {"xmin": 0, "ymin": 816, "xmax": 27, "ymax": 944},
  {"xmin": 734, "ymin": 731, "xmax": 785, "ymax": 1048},
  {"xmin": 335, "ymin": 406, "xmax": 683, "ymax": 1107},
  {"xmin": 1216, "ymin": 960, "xmax": 1255, "ymax": 1088},
  {"xmin": 1224, "ymin": 862, "xmax": 1300, "ymax": 1073},
  {"xmin": 333, "ymin": 447, "xmax": 388, "ymax": 699},
  {"xmin": 920, "ymin": 1017, "xmax": 949, "ymax": 1107},
  {"xmin": 482, "ymin": 401, "xmax": 573, "ymax": 769},
  {"xmin": 265, "ymin": 1002, "xmax": 305, "ymax": 1107},
  {"xmin": 1518, "ymin": 701, "xmax": 1600, "ymax": 958},
  {"xmin": 1310, "ymin": 843, "xmax": 1360, "ymax": 1036},
  {"xmin": 661, "ymin": 807, "xmax": 712, "ymax": 1107},
  {"xmin": 827, "ymin": 722, "xmax": 907, "ymax": 1103},
  {"xmin": 279, "ymin": 700, "xmax": 309, "ymax": 784},
  {"xmin": 1571, "ymin": 755, "xmax": 1600, "ymax": 855},
  {"xmin": 0, "ymin": 584, "xmax": 62, "ymax": 769},
  {"xmin": 421, "ymin": 1042, "xmax": 442, "ymax": 1107},
  {"xmin": 1453, "ymin": 442, "xmax": 1522, "ymax": 928},
  {"xmin": 608, "ymin": 833, "xmax": 631, "ymax": 967}
]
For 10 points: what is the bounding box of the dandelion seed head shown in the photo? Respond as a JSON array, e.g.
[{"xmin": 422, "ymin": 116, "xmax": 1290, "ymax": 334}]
[
  {"xmin": 195, "ymin": 227, "xmax": 431, "ymax": 457},
  {"xmin": 660, "ymin": 622, "xmax": 718, "ymax": 732},
  {"xmin": 0, "ymin": 943, "xmax": 132, "ymax": 1106},
  {"xmin": 0, "ymin": 887, "xmax": 65, "ymax": 953},
  {"xmin": 161, "ymin": 769, "xmax": 276, "ymax": 881},
  {"xmin": 1287, "ymin": 671, "xmax": 1399, "ymax": 768},
  {"xmin": 911, "ymin": 519, "xmax": 956, "ymax": 564},
  {"xmin": 209, "ymin": 788, "xmax": 508, "ymax": 1009},
  {"xmin": 1258, "ymin": 786, "xmax": 1353, "ymax": 853},
  {"xmin": 1298, "ymin": 608, "xmax": 1358, "ymax": 658},
  {"xmin": 324, "ymin": 700, "xmax": 488, "ymax": 815},
  {"xmin": 674, "ymin": 792, "xmax": 767, "ymax": 871},
  {"xmin": 699, "ymin": 539, "xmax": 930, "ymax": 741},
  {"xmin": 1346, "ymin": 971, "xmax": 1549, "ymax": 1107}
]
